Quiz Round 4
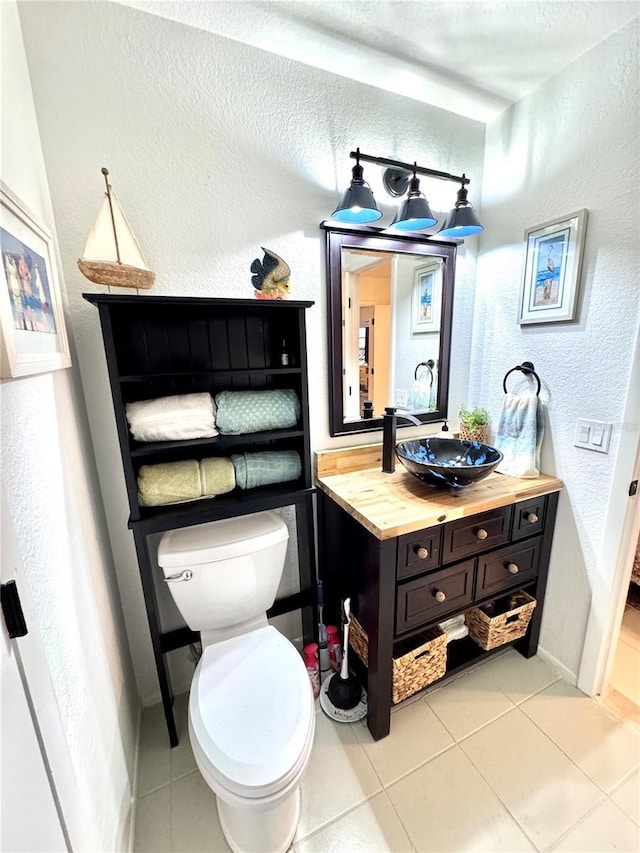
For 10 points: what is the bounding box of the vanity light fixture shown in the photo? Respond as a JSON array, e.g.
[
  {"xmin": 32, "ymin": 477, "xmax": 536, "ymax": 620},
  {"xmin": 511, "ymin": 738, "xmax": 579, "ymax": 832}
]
[
  {"xmin": 332, "ymin": 150, "xmax": 484, "ymax": 237},
  {"xmin": 389, "ymin": 165, "xmax": 437, "ymax": 231},
  {"xmin": 331, "ymin": 148, "xmax": 383, "ymax": 224},
  {"xmin": 437, "ymin": 179, "xmax": 484, "ymax": 238}
]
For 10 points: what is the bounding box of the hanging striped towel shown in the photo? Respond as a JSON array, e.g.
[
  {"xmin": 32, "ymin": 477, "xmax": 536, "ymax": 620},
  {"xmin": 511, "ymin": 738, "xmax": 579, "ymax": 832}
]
[{"xmin": 494, "ymin": 392, "xmax": 544, "ymax": 478}]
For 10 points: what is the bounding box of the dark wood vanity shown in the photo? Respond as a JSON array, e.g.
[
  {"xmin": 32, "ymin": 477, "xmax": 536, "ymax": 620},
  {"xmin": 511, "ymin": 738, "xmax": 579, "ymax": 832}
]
[{"xmin": 316, "ymin": 444, "xmax": 562, "ymax": 741}]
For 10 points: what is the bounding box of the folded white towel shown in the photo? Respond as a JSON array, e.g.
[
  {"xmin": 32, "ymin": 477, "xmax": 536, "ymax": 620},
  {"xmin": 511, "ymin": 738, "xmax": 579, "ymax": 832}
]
[
  {"xmin": 494, "ymin": 392, "xmax": 544, "ymax": 478},
  {"xmin": 126, "ymin": 393, "xmax": 217, "ymax": 442}
]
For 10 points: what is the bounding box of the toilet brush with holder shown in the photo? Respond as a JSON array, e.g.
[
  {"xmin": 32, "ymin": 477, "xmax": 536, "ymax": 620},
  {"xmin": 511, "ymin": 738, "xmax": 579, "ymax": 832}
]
[{"xmin": 320, "ymin": 597, "xmax": 367, "ymax": 722}]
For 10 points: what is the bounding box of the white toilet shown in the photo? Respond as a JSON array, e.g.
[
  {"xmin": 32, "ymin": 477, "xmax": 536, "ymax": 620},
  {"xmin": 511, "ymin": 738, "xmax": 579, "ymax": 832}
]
[{"xmin": 158, "ymin": 510, "xmax": 316, "ymax": 853}]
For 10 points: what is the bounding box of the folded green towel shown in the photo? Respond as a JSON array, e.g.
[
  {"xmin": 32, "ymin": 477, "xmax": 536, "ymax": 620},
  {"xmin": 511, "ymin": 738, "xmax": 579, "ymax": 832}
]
[
  {"xmin": 200, "ymin": 457, "xmax": 235, "ymax": 496},
  {"xmin": 137, "ymin": 457, "xmax": 236, "ymax": 506},
  {"xmin": 215, "ymin": 389, "xmax": 300, "ymax": 435},
  {"xmin": 231, "ymin": 451, "xmax": 301, "ymax": 489}
]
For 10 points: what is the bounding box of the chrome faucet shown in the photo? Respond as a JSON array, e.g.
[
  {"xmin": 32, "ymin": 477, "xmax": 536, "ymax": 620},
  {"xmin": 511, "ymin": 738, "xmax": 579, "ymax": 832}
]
[{"xmin": 382, "ymin": 407, "xmax": 422, "ymax": 473}]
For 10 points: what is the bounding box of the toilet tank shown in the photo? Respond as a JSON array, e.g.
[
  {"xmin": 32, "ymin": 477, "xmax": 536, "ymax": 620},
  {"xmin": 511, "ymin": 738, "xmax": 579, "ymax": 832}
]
[{"xmin": 157, "ymin": 511, "xmax": 289, "ymax": 631}]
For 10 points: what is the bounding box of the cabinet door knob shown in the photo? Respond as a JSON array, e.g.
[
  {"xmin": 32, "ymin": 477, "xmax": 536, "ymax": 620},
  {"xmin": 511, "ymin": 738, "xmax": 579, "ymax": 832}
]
[
  {"xmin": 416, "ymin": 546, "xmax": 429, "ymax": 559},
  {"xmin": 507, "ymin": 563, "xmax": 519, "ymax": 574},
  {"xmin": 434, "ymin": 590, "xmax": 446, "ymax": 603},
  {"xmin": 524, "ymin": 512, "xmax": 539, "ymax": 524},
  {"xmin": 476, "ymin": 528, "xmax": 489, "ymax": 540}
]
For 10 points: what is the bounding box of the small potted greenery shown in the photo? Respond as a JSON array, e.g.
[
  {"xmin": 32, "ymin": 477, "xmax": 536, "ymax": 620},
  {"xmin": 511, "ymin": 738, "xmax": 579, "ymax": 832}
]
[{"xmin": 459, "ymin": 405, "xmax": 489, "ymax": 443}]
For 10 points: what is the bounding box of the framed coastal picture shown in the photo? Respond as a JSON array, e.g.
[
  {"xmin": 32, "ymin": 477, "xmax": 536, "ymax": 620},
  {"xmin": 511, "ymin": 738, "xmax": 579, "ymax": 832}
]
[
  {"xmin": 519, "ymin": 209, "xmax": 588, "ymax": 325},
  {"xmin": 0, "ymin": 181, "xmax": 71, "ymax": 378},
  {"xmin": 411, "ymin": 261, "xmax": 442, "ymax": 333}
]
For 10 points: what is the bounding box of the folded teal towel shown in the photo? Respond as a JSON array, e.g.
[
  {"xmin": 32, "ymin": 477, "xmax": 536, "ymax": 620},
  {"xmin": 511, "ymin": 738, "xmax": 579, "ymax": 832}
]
[
  {"xmin": 494, "ymin": 392, "xmax": 544, "ymax": 478},
  {"xmin": 231, "ymin": 451, "xmax": 301, "ymax": 489},
  {"xmin": 215, "ymin": 389, "xmax": 300, "ymax": 435}
]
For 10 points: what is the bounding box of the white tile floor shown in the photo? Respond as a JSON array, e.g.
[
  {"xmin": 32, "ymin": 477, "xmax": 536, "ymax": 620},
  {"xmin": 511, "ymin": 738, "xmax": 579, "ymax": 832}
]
[{"xmin": 134, "ymin": 650, "xmax": 640, "ymax": 852}]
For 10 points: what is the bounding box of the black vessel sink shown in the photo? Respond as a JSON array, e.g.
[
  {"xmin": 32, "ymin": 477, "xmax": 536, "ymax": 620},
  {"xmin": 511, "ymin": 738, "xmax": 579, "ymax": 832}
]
[{"xmin": 395, "ymin": 438, "xmax": 503, "ymax": 489}]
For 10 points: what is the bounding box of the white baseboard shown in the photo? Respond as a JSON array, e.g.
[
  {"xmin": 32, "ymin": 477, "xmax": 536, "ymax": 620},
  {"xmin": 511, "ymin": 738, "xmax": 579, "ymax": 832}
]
[{"xmin": 537, "ymin": 645, "xmax": 578, "ymax": 687}]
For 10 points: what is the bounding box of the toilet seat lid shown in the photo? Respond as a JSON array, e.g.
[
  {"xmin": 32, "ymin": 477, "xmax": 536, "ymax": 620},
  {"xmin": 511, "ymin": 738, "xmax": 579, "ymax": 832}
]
[{"xmin": 189, "ymin": 627, "xmax": 314, "ymax": 796}]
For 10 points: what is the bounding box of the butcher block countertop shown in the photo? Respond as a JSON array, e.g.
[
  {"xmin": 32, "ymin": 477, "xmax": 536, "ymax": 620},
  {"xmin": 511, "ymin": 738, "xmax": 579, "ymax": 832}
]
[{"xmin": 315, "ymin": 444, "xmax": 563, "ymax": 541}]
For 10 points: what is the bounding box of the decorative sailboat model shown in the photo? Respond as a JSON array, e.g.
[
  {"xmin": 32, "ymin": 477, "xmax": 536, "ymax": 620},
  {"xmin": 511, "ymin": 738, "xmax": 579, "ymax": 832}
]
[{"xmin": 78, "ymin": 168, "xmax": 155, "ymax": 290}]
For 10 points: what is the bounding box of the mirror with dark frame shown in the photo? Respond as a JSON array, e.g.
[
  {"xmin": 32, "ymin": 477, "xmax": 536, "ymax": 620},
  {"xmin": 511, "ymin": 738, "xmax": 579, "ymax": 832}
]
[{"xmin": 322, "ymin": 222, "xmax": 457, "ymax": 436}]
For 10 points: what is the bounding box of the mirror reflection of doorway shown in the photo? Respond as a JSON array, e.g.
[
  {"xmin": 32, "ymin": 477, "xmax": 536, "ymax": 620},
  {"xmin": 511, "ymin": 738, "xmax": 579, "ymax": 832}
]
[
  {"xmin": 340, "ymin": 245, "xmax": 443, "ymax": 424},
  {"xmin": 342, "ymin": 252, "xmax": 391, "ymax": 420},
  {"xmin": 358, "ymin": 303, "xmax": 390, "ymax": 418},
  {"xmin": 359, "ymin": 308, "xmax": 372, "ymax": 414}
]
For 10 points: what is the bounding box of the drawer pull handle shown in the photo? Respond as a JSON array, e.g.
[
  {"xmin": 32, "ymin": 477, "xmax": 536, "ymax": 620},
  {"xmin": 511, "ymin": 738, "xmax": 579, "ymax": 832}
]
[
  {"xmin": 507, "ymin": 563, "xmax": 519, "ymax": 574},
  {"xmin": 416, "ymin": 547, "xmax": 430, "ymax": 559},
  {"xmin": 524, "ymin": 511, "xmax": 539, "ymax": 524},
  {"xmin": 434, "ymin": 590, "xmax": 446, "ymax": 603},
  {"xmin": 476, "ymin": 528, "xmax": 489, "ymax": 540}
]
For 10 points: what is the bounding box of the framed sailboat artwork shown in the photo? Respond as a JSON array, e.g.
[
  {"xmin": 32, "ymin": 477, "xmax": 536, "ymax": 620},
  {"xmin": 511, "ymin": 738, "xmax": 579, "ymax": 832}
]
[
  {"xmin": 0, "ymin": 181, "xmax": 71, "ymax": 379},
  {"xmin": 78, "ymin": 168, "xmax": 155, "ymax": 291}
]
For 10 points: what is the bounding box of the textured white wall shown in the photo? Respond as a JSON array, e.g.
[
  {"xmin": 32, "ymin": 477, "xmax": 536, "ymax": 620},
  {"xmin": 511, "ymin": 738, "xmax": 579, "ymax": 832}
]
[
  {"xmin": 19, "ymin": 0, "xmax": 484, "ymax": 702},
  {"xmin": 469, "ymin": 19, "xmax": 640, "ymax": 678},
  {"xmin": 1, "ymin": 2, "xmax": 139, "ymax": 849}
]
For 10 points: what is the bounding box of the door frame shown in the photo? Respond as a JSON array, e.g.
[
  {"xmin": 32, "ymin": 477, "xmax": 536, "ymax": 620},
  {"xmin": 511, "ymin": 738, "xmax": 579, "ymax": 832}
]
[
  {"xmin": 1, "ymin": 488, "xmax": 94, "ymax": 850},
  {"xmin": 578, "ymin": 326, "xmax": 640, "ymax": 696}
]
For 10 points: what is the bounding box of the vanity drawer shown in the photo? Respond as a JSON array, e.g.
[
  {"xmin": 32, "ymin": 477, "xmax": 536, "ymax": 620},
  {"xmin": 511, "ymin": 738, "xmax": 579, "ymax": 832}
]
[
  {"xmin": 442, "ymin": 506, "xmax": 512, "ymax": 564},
  {"xmin": 396, "ymin": 560, "xmax": 475, "ymax": 635},
  {"xmin": 397, "ymin": 527, "xmax": 442, "ymax": 580},
  {"xmin": 477, "ymin": 537, "xmax": 542, "ymax": 597},
  {"xmin": 512, "ymin": 496, "xmax": 547, "ymax": 541}
]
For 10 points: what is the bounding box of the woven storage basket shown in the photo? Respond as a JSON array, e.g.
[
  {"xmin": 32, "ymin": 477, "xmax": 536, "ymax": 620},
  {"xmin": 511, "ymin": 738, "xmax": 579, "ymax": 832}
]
[
  {"xmin": 465, "ymin": 591, "xmax": 536, "ymax": 651},
  {"xmin": 350, "ymin": 615, "xmax": 447, "ymax": 704},
  {"xmin": 459, "ymin": 423, "xmax": 487, "ymax": 443}
]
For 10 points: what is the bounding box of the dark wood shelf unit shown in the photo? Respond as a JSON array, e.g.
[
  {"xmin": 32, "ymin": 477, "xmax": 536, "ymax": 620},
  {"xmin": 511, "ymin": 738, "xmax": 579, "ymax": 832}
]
[
  {"xmin": 85, "ymin": 294, "xmax": 317, "ymax": 746},
  {"xmin": 129, "ymin": 427, "xmax": 306, "ymax": 459},
  {"xmin": 120, "ymin": 367, "xmax": 303, "ymax": 382},
  {"xmin": 129, "ymin": 485, "xmax": 316, "ymax": 535}
]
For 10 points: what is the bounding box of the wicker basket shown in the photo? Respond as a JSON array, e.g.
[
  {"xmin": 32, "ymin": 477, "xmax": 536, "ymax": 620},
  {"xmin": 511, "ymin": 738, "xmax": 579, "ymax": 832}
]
[
  {"xmin": 350, "ymin": 615, "xmax": 447, "ymax": 704},
  {"xmin": 465, "ymin": 591, "xmax": 536, "ymax": 651},
  {"xmin": 459, "ymin": 423, "xmax": 487, "ymax": 443}
]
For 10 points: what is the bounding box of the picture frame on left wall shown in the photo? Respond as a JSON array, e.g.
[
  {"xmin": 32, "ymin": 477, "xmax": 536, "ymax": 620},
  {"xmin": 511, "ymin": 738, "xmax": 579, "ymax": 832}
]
[{"xmin": 0, "ymin": 181, "xmax": 71, "ymax": 378}]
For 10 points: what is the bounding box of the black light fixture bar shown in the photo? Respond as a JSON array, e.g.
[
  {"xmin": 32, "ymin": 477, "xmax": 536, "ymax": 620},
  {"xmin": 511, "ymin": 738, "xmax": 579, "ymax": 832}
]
[{"xmin": 349, "ymin": 150, "xmax": 470, "ymax": 186}]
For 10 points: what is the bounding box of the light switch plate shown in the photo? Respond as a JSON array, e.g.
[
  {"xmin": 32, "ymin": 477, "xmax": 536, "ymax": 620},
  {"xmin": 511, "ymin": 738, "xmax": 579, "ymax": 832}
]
[{"xmin": 574, "ymin": 418, "xmax": 613, "ymax": 453}]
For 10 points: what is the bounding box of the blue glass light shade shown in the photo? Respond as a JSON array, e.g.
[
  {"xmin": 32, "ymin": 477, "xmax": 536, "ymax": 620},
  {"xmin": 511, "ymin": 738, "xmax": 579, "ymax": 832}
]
[
  {"xmin": 332, "ymin": 162, "xmax": 382, "ymax": 224},
  {"xmin": 438, "ymin": 186, "xmax": 484, "ymax": 238},
  {"xmin": 389, "ymin": 176, "xmax": 437, "ymax": 231}
]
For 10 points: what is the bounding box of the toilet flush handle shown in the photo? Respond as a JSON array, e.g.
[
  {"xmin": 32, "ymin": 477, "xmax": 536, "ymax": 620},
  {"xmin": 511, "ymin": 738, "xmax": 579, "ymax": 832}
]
[{"xmin": 163, "ymin": 570, "xmax": 193, "ymax": 583}]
